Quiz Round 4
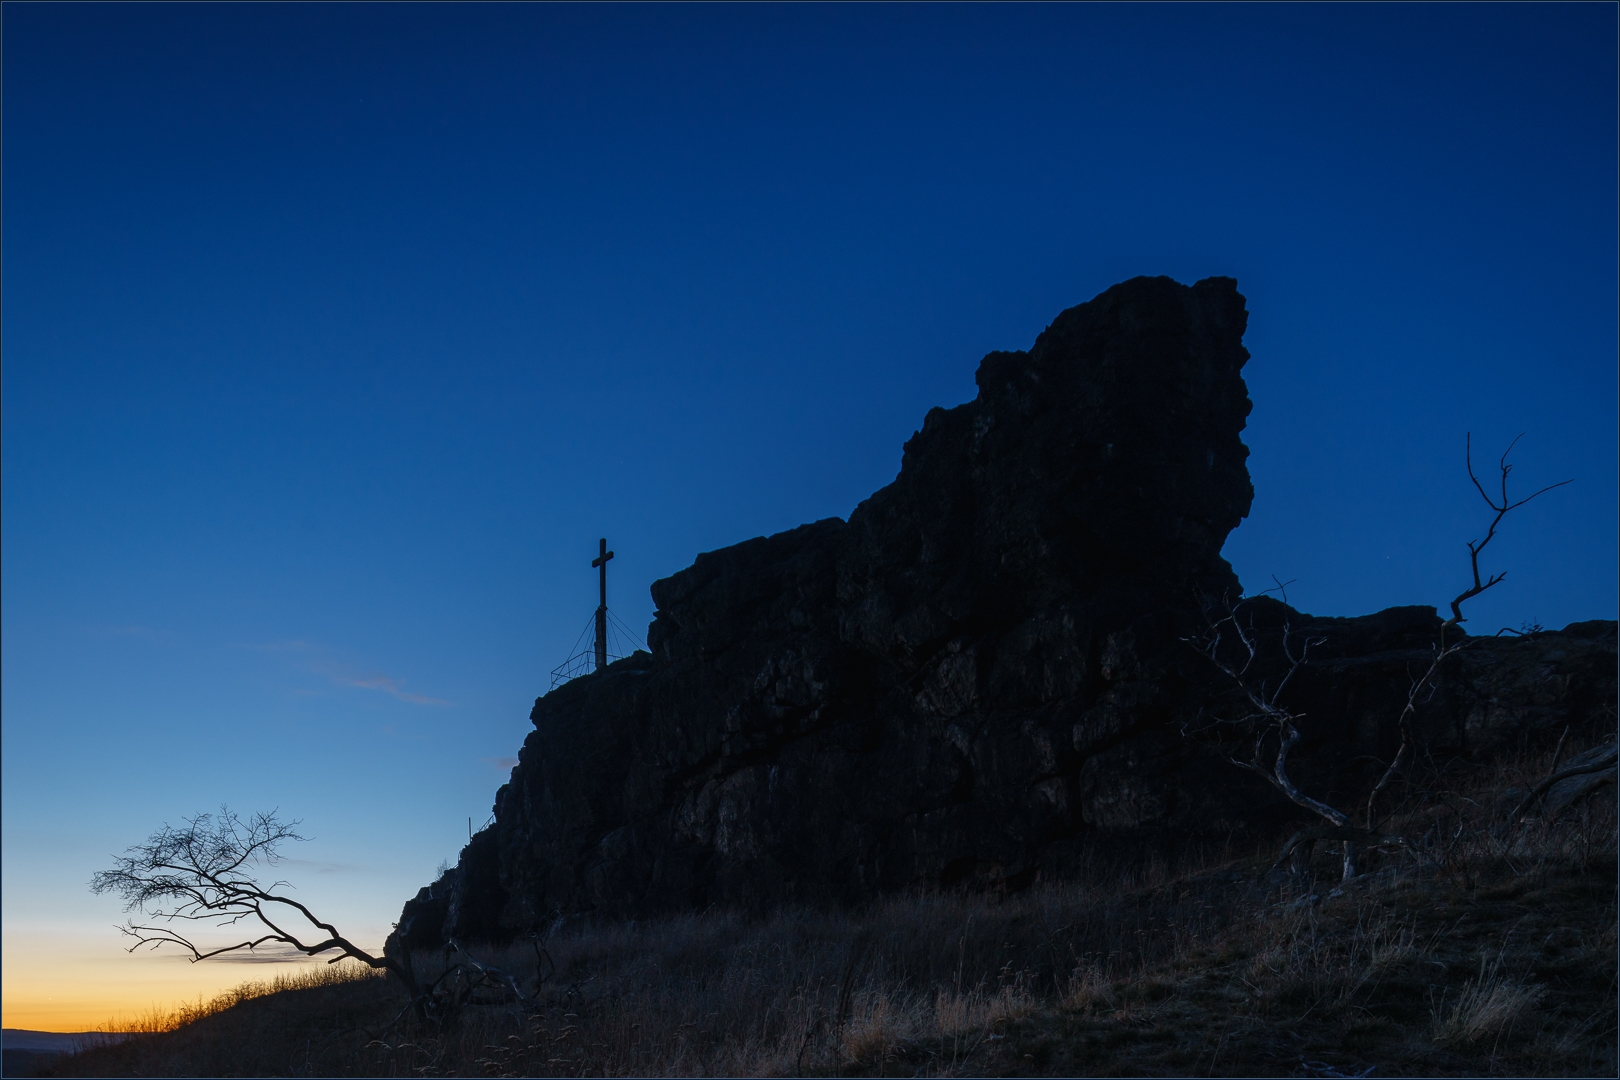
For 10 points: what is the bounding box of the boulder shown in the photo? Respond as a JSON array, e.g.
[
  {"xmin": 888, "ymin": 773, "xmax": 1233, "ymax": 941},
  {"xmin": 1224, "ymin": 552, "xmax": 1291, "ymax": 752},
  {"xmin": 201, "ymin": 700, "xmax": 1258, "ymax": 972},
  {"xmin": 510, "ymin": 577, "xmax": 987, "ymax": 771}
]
[{"xmin": 388, "ymin": 276, "xmax": 1615, "ymax": 954}]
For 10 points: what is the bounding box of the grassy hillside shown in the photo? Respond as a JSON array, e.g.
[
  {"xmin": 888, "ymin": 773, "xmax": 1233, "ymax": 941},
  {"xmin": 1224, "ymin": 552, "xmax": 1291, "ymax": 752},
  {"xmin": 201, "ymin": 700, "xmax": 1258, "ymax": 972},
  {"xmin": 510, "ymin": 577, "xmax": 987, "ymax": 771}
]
[{"xmin": 43, "ymin": 735, "xmax": 1615, "ymax": 1078}]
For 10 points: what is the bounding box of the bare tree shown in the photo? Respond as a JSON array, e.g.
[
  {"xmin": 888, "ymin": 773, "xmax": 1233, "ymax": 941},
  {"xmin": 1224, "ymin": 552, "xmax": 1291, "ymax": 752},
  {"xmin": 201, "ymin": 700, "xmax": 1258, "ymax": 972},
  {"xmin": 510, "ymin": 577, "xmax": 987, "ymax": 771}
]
[
  {"xmin": 1357, "ymin": 435, "xmax": 1572, "ymax": 843},
  {"xmin": 92, "ymin": 808, "xmax": 548, "ymax": 1025},
  {"xmin": 90, "ymin": 808, "xmax": 422, "ymax": 994},
  {"xmin": 1187, "ymin": 435, "xmax": 1570, "ymax": 882}
]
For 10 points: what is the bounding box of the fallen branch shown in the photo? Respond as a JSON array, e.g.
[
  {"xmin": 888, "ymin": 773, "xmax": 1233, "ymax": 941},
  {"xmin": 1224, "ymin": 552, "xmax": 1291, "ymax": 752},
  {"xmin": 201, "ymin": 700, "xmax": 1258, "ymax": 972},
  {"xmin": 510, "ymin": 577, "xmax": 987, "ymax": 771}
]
[
  {"xmin": 1513, "ymin": 743, "xmax": 1618, "ymax": 823},
  {"xmin": 447, "ymin": 937, "xmax": 535, "ymax": 1009}
]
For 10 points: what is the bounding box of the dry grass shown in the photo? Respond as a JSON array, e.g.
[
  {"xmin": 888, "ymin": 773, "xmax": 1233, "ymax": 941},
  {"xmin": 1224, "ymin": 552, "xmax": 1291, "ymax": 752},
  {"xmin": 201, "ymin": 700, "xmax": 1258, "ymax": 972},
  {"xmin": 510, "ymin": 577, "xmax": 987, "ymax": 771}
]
[
  {"xmin": 1431, "ymin": 951, "xmax": 1548, "ymax": 1046},
  {"xmin": 105, "ymin": 962, "xmax": 387, "ymax": 1036},
  {"xmin": 34, "ymin": 963, "xmax": 400, "ymax": 1078},
  {"xmin": 44, "ymin": 735, "xmax": 1616, "ymax": 1077}
]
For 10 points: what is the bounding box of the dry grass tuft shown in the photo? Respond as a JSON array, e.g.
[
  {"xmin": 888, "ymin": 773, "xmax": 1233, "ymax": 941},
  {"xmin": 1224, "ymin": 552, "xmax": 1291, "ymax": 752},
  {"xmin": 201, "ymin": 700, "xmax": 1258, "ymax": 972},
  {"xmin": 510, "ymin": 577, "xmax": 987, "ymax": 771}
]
[{"xmin": 1432, "ymin": 952, "xmax": 1549, "ymax": 1045}]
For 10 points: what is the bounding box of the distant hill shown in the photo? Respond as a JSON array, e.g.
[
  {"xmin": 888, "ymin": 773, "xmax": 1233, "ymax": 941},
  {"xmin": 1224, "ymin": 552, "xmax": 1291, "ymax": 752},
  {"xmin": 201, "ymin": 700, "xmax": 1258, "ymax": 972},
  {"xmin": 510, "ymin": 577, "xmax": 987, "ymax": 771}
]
[{"xmin": 2, "ymin": 1030, "xmax": 130, "ymax": 1077}]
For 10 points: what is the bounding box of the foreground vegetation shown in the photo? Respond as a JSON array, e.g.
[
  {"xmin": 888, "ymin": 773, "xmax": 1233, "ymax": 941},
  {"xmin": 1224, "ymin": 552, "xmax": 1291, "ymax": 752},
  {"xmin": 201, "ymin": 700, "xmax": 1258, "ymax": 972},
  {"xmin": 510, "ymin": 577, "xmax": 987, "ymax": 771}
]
[{"xmin": 43, "ymin": 734, "xmax": 1615, "ymax": 1077}]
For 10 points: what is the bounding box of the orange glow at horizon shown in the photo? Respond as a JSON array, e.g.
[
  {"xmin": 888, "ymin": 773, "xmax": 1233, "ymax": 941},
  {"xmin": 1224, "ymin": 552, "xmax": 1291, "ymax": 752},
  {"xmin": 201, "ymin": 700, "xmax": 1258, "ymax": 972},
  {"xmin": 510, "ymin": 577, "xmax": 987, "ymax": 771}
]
[{"xmin": 2, "ymin": 927, "xmax": 387, "ymax": 1032}]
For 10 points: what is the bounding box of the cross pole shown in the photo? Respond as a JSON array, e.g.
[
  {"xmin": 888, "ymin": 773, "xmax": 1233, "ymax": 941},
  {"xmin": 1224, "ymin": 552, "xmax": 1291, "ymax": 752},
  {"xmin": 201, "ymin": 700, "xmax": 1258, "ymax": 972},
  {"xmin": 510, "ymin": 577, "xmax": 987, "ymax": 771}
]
[{"xmin": 591, "ymin": 538, "xmax": 615, "ymax": 671}]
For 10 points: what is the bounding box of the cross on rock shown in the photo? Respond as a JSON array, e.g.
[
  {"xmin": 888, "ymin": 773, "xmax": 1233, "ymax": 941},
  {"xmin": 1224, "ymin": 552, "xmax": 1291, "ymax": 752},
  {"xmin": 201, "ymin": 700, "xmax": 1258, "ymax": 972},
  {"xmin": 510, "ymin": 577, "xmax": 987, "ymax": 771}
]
[{"xmin": 591, "ymin": 538, "xmax": 615, "ymax": 671}]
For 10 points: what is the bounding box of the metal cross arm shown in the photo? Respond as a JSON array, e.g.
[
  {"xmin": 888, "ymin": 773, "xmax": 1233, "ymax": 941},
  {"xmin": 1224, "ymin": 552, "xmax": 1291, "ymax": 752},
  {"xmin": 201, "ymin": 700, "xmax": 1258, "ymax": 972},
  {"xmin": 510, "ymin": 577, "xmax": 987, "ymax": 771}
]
[{"xmin": 591, "ymin": 538, "xmax": 614, "ymax": 671}]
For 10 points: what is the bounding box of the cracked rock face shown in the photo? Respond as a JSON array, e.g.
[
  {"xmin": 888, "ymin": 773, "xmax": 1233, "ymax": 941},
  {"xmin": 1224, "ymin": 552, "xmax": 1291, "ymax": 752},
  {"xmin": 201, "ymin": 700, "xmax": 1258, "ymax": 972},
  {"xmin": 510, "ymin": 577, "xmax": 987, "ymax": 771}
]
[{"xmin": 388, "ymin": 277, "xmax": 1615, "ymax": 953}]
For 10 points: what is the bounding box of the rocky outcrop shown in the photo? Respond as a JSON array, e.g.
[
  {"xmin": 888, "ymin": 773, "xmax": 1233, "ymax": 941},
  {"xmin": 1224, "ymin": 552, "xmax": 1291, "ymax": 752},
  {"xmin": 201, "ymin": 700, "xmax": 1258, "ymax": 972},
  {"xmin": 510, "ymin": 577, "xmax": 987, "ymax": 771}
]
[{"xmin": 389, "ymin": 277, "xmax": 1615, "ymax": 953}]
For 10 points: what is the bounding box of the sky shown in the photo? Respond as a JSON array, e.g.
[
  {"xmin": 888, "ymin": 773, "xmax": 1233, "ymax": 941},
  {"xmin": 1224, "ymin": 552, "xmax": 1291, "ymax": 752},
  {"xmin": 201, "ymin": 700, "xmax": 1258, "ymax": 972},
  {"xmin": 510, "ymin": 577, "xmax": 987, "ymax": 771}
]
[{"xmin": 3, "ymin": 3, "xmax": 1614, "ymax": 1031}]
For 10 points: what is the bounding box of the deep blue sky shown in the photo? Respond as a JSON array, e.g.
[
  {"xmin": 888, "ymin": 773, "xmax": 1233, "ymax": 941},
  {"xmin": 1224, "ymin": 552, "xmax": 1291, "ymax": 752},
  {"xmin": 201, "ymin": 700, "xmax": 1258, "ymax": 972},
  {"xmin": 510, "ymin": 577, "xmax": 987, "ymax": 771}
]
[{"xmin": 3, "ymin": 3, "xmax": 1614, "ymax": 1026}]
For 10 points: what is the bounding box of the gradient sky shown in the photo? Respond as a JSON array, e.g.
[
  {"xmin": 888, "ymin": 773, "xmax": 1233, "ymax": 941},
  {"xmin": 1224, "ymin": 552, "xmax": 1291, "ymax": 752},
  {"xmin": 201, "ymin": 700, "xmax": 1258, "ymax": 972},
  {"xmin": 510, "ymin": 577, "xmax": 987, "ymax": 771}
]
[{"xmin": 3, "ymin": 3, "xmax": 1614, "ymax": 1031}]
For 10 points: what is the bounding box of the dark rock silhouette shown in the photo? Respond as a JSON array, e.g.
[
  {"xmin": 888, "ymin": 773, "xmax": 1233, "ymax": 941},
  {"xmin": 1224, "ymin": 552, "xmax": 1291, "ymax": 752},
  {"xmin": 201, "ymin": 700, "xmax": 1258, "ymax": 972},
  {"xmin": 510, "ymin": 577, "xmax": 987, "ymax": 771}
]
[{"xmin": 388, "ymin": 276, "xmax": 1615, "ymax": 953}]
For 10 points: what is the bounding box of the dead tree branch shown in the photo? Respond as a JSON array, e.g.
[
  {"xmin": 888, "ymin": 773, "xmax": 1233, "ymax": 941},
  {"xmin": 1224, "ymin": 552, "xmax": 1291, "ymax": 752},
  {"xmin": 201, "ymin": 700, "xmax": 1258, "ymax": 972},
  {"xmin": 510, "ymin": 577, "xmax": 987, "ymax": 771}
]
[
  {"xmin": 1363, "ymin": 642, "xmax": 1466, "ymax": 831},
  {"xmin": 445, "ymin": 938, "xmax": 534, "ymax": 1008},
  {"xmin": 1448, "ymin": 433, "xmax": 1571, "ymax": 630},
  {"xmin": 1188, "ymin": 589, "xmax": 1371, "ymax": 879},
  {"xmin": 91, "ymin": 808, "xmax": 424, "ymax": 1003},
  {"xmin": 1188, "ymin": 436, "xmax": 1568, "ymax": 881},
  {"xmin": 1512, "ymin": 741, "xmax": 1618, "ymax": 823},
  {"xmin": 93, "ymin": 811, "xmax": 559, "ymax": 1029}
]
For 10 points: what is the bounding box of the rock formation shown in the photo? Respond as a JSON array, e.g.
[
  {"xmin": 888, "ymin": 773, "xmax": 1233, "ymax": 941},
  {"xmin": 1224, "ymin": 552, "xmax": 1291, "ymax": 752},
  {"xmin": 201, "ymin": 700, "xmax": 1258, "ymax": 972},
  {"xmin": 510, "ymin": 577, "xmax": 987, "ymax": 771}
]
[{"xmin": 389, "ymin": 276, "xmax": 1615, "ymax": 954}]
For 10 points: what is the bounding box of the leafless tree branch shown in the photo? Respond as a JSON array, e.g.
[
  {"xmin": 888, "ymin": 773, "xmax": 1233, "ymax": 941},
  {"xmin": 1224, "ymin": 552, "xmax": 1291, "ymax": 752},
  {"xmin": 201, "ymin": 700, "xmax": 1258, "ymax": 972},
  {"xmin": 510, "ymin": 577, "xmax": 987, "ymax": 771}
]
[
  {"xmin": 91, "ymin": 808, "xmax": 424, "ymax": 1003},
  {"xmin": 1512, "ymin": 739, "xmax": 1618, "ymax": 823},
  {"xmin": 1449, "ymin": 433, "xmax": 1571, "ymax": 628},
  {"xmin": 1187, "ymin": 592, "xmax": 1368, "ymax": 878},
  {"xmin": 1363, "ymin": 641, "xmax": 1467, "ymax": 831},
  {"xmin": 92, "ymin": 808, "xmax": 556, "ymax": 1029},
  {"xmin": 1187, "ymin": 434, "xmax": 1571, "ymax": 883}
]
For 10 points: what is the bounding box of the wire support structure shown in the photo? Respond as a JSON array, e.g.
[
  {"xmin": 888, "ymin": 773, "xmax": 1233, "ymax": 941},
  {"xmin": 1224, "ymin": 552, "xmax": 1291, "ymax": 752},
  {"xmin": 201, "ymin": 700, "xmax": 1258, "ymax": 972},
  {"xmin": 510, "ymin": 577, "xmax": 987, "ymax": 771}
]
[{"xmin": 549, "ymin": 608, "xmax": 648, "ymax": 689}]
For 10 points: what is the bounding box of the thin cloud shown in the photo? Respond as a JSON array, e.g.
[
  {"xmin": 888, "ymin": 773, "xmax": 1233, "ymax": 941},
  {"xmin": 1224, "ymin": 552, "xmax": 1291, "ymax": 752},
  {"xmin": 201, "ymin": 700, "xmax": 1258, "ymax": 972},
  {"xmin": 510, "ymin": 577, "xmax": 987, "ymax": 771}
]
[
  {"xmin": 482, "ymin": 756, "xmax": 519, "ymax": 771},
  {"xmin": 192, "ymin": 940, "xmax": 370, "ymax": 964},
  {"xmin": 239, "ymin": 638, "xmax": 452, "ymax": 705},
  {"xmin": 325, "ymin": 668, "xmax": 452, "ymax": 706},
  {"xmin": 282, "ymin": 857, "xmax": 358, "ymax": 875}
]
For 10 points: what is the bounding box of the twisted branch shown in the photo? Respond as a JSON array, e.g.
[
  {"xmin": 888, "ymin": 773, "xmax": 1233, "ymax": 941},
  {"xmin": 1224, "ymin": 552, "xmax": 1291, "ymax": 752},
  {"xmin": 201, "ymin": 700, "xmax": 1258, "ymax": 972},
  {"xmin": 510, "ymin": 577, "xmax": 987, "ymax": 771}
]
[
  {"xmin": 1448, "ymin": 433, "xmax": 1571, "ymax": 628},
  {"xmin": 91, "ymin": 809, "xmax": 420, "ymax": 999}
]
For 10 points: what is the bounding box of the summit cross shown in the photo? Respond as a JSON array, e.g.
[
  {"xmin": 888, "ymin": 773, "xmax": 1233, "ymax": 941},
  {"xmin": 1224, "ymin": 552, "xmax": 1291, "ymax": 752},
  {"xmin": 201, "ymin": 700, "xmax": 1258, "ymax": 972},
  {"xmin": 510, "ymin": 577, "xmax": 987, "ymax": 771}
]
[{"xmin": 591, "ymin": 538, "xmax": 615, "ymax": 671}]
